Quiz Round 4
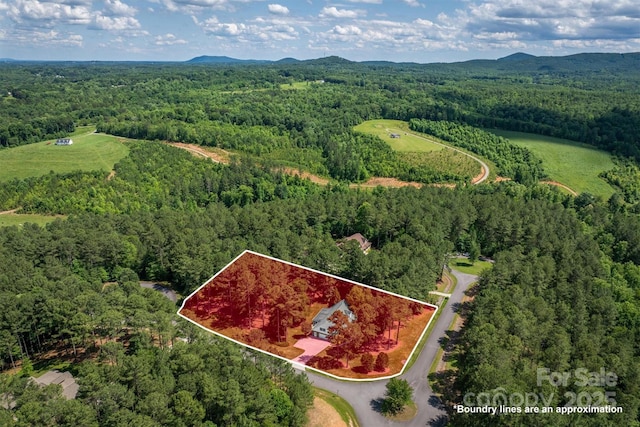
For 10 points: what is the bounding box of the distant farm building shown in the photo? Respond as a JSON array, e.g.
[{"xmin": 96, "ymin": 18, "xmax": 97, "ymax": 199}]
[
  {"xmin": 390, "ymin": 133, "xmax": 400, "ymax": 138},
  {"xmin": 55, "ymin": 138, "xmax": 73, "ymax": 146},
  {"xmin": 342, "ymin": 233, "xmax": 372, "ymax": 254},
  {"xmin": 311, "ymin": 299, "xmax": 356, "ymax": 340}
]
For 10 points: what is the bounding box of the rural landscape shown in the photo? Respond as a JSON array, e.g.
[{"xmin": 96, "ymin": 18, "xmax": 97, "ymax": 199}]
[{"xmin": 0, "ymin": 51, "xmax": 639, "ymax": 427}]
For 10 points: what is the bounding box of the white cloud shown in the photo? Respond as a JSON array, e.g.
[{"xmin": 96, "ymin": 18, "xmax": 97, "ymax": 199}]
[
  {"xmin": 159, "ymin": 0, "xmax": 229, "ymax": 12},
  {"xmin": 0, "ymin": 27, "xmax": 83, "ymax": 47},
  {"xmin": 320, "ymin": 7, "xmax": 362, "ymax": 19},
  {"xmin": 103, "ymin": 0, "xmax": 137, "ymax": 17},
  {"xmin": 199, "ymin": 15, "xmax": 299, "ymax": 42},
  {"xmin": 268, "ymin": 4, "xmax": 289, "ymax": 16},
  {"xmin": 333, "ymin": 25, "xmax": 362, "ymax": 36},
  {"xmin": 155, "ymin": 33, "xmax": 188, "ymax": 45},
  {"xmin": 346, "ymin": 0, "xmax": 382, "ymax": 3},
  {"xmin": 6, "ymin": 0, "xmax": 92, "ymax": 26},
  {"xmin": 92, "ymin": 14, "xmax": 141, "ymax": 31},
  {"xmin": 402, "ymin": 0, "xmax": 421, "ymax": 6},
  {"xmin": 461, "ymin": 0, "xmax": 640, "ymax": 43}
]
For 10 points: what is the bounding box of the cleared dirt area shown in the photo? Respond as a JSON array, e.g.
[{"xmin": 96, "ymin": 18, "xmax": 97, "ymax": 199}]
[
  {"xmin": 351, "ymin": 177, "xmax": 422, "ymax": 188},
  {"xmin": 168, "ymin": 142, "xmax": 231, "ymax": 163},
  {"xmin": 278, "ymin": 167, "xmax": 331, "ymax": 185}
]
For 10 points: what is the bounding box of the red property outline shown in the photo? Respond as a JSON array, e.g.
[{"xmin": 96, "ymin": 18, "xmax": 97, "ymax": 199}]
[{"xmin": 177, "ymin": 250, "xmax": 438, "ymax": 382}]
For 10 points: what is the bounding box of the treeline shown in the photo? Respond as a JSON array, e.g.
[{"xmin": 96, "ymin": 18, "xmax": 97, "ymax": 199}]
[
  {"xmin": 0, "ymin": 116, "xmax": 75, "ymax": 148},
  {"xmin": 409, "ymin": 119, "xmax": 545, "ymax": 183}
]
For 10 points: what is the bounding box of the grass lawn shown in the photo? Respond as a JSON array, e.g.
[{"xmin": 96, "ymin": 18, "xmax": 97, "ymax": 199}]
[
  {"xmin": 0, "ymin": 132, "xmax": 130, "ymax": 182},
  {"xmin": 405, "ymin": 300, "xmax": 445, "ymax": 372},
  {"xmin": 492, "ymin": 130, "xmax": 616, "ymax": 199},
  {"xmin": 354, "ymin": 120, "xmax": 444, "ymax": 152},
  {"xmin": 450, "ymin": 259, "xmax": 493, "ymax": 276},
  {"xmin": 311, "ymin": 388, "xmax": 360, "ymax": 427},
  {"xmin": 0, "ymin": 213, "xmax": 63, "ymax": 228}
]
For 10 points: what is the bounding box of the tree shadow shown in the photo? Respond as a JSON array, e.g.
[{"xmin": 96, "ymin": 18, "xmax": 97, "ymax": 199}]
[
  {"xmin": 370, "ymin": 398, "xmax": 385, "ymax": 413},
  {"xmin": 428, "ymin": 414, "xmax": 449, "ymax": 426}
]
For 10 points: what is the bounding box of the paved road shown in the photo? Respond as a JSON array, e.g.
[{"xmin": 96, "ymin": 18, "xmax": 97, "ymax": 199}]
[
  {"xmin": 139, "ymin": 281, "xmax": 179, "ymax": 303},
  {"xmin": 387, "ymin": 128, "xmax": 491, "ymax": 185},
  {"xmin": 306, "ymin": 268, "xmax": 479, "ymax": 426}
]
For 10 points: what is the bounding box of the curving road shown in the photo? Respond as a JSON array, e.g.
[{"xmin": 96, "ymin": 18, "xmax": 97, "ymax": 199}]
[
  {"xmin": 387, "ymin": 128, "xmax": 490, "ymax": 185},
  {"xmin": 305, "ymin": 268, "xmax": 479, "ymax": 426}
]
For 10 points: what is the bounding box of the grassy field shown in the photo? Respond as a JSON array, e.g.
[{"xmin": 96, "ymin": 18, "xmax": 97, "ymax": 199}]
[
  {"xmin": 0, "ymin": 131, "xmax": 130, "ymax": 182},
  {"xmin": 493, "ymin": 130, "xmax": 616, "ymax": 198},
  {"xmin": 450, "ymin": 259, "xmax": 493, "ymax": 276},
  {"xmin": 0, "ymin": 213, "xmax": 63, "ymax": 228},
  {"xmin": 354, "ymin": 120, "xmax": 444, "ymax": 152}
]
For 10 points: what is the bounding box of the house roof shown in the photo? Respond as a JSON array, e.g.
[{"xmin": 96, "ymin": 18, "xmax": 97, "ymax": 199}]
[
  {"xmin": 344, "ymin": 233, "xmax": 372, "ymax": 252},
  {"xmin": 32, "ymin": 370, "xmax": 78, "ymax": 399},
  {"xmin": 312, "ymin": 299, "xmax": 356, "ymax": 335}
]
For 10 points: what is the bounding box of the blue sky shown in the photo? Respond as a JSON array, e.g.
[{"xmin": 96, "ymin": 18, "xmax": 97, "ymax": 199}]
[{"xmin": 1, "ymin": 0, "xmax": 639, "ymax": 62}]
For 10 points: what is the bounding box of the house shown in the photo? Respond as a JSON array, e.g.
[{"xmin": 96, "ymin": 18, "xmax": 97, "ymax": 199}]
[
  {"xmin": 344, "ymin": 233, "xmax": 372, "ymax": 254},
  {"xmin": 31, "ymin": 370, "xmax": 78, "ymax": 399},
  {"xmin": 311, "ymin": 299, "xmax": 356, "ymax": 340},
  {"xmin": 390, "ymin": 133, "xmax": 400, "ymax": 138},
  {"xmin": 55, "ymin": 138, "xmax": 73, "ymax": 146}
]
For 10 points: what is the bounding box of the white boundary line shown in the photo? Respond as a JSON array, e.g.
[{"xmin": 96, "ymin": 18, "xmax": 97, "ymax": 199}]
[{"xmin": 177, "ymin": 249, "xmax": 439, "ymax": 382}]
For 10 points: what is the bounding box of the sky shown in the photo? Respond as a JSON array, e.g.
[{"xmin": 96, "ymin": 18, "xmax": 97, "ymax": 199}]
[{"xmin": 0, "ymin": 0, "xmax": 639, "ymax": 63}]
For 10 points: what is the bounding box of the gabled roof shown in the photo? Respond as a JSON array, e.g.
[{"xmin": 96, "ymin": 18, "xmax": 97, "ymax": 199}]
[
  {"xmin": 312, "ymin": 299, "xmax": 356, "ymax": 335},
  {"xmin": 344, "ymin": 233, "xmax": 372, "ymax": 253},
  {"xmin": 32, "ymin": 370, "xmax": 78, "ymax": 399}
]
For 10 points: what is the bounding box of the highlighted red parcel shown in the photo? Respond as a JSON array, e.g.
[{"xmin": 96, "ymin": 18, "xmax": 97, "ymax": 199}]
[{"xmin": 178, "ymin": 250, "xmax": 436, "ymax": 380}]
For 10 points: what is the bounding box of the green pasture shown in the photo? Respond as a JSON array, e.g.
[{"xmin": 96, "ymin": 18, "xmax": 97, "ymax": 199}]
[
  {"xmin": 450, "ymin": 259, "xmax": 493, "ymax": 276},
  {"xmin": 0, "ymin": 213, "xmax": 62, "ymax": 228},
  {"xmin": 279, "ymin": 81, "xmax": 311, "ymax": 90},
  {"xmin": 0, "ymin": 132, "xmax": 129, "ymax": 182},
  {"xmin": 493, "ymin": 130, "xmax": 616, "ymax": 199},
  {"xmin": 354, "ymin": 120, "xmax": 444, "ymax": 152}
]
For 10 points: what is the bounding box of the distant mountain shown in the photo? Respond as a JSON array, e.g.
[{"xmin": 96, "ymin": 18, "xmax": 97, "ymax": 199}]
[
  {"xmin": 182, "ymin": 52, "xmax": 640, "ymax": 74},
  {"xmin": 498, "ymin": 52, "xmax": 537, "ymax": 62},
  {"xmin": 186, "ymin": 55, "xmax": 270, "ymax": 64},
  {"xmin": 0, "ymin": 58, "xmax": 17, "ymax": 63},
  {"xmin": 275, "ymin": 57, "xmax": 300, "ymax": 64},
  {"xmin": 301, "ymin": 56, "xmax": 354, "ymax": 65}
]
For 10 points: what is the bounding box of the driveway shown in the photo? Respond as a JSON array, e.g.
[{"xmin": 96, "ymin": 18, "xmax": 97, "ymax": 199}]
[
  {"xmin": 305, "ymin": 268, "xmax": 479, "ymax": 426},
  {"xmin": 292, "ymin": 337, "xmax": 332, "ymax": 364}
]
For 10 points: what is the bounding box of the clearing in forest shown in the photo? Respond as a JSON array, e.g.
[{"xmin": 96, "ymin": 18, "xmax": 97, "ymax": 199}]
[
  {"xmin": 0, "ymin": 131, "xmax": 129, "ymax": 182},
  {"xmin": 493, "ymin": 130, "xmax": 616, "ymax": 198},
  {"xmin": 178, "ymin": 250, "xmax": 437, "ymax": 381},
  {"xmin": 354, "ymin": 120, "xmax": 484, "ymax": 182},
  {"xmin": 0, "ymin": 211, "xmax": 64, "ymax": 228}
]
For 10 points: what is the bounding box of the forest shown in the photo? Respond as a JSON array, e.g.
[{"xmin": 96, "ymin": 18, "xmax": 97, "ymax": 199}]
[{"xmin": 0, "ymin": 56, "xmax": 639, "ymax": 425}]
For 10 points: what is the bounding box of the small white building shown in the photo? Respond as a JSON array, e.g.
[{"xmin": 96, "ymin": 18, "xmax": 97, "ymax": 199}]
[{"xmin": 55, "ymin": 138, "xmax": 73, "ymax": 146}]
